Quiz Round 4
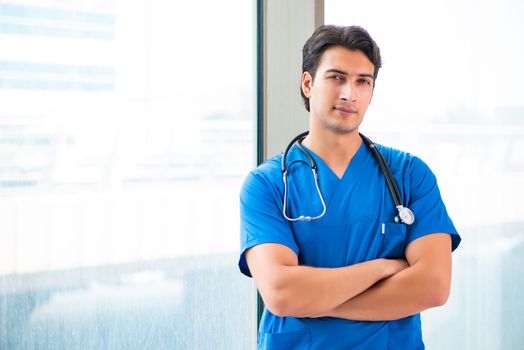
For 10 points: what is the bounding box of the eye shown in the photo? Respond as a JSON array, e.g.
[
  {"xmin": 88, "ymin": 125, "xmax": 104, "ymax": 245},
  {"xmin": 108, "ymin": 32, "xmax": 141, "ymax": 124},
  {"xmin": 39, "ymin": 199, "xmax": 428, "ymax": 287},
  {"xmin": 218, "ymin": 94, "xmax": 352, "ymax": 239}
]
[
  {"xmin": 329, "ymin": 74, "xmax": 345, "ymax": 82},
  {"xmin": 357, "ymin": 78, "xmax": 372, "ymax": 86}
]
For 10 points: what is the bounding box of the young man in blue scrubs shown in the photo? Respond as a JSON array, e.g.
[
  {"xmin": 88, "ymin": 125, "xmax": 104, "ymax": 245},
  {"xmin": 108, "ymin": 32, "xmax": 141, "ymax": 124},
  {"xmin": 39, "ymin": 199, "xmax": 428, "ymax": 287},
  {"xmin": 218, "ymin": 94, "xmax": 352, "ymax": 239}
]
[{"xmin": 239, "ymin": 25, "xmax": 461, "ymax": 349}]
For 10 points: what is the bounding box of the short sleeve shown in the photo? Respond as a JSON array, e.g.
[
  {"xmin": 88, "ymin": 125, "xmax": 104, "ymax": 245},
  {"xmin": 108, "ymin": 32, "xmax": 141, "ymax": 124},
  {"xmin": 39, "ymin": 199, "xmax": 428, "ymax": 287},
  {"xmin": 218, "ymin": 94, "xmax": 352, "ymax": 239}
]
[
  {"xmin": 238, "ymin": 170, "xmax": 299, "ymax": 277},
  {"xmin": 404, "ymin": 157, "xmax": 461, "ymax": 251}
]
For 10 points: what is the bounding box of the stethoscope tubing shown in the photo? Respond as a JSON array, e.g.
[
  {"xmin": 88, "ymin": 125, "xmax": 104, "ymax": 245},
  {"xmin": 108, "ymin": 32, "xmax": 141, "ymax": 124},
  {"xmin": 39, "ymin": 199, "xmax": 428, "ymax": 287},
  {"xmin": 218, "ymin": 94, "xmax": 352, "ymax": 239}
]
[
  {"xmin": 359, "ymin": 134, "xmax": 402, "ymax": 207},
  {"xmin": 281, "ymin": 131, "xmax": 414, "ymax": 225},
  {"xmin": 282, "ymin": 131, "xmax": 311, "ymax": 173}
]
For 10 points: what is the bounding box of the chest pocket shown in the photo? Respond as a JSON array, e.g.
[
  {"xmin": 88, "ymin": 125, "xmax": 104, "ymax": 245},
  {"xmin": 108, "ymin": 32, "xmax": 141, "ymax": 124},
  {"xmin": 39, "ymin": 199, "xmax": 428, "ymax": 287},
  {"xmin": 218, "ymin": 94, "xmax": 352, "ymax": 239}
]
[{"xmin": 380, "ymin": 222, "xmax": 408, "ymax": 258}]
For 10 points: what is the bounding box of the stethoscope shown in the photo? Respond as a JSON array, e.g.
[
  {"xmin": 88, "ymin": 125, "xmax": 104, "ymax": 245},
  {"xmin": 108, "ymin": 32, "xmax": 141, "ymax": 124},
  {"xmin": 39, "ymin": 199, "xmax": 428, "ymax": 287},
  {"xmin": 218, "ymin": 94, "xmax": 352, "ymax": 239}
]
[{"xmin": 281, "ymin": 131, "xmax": 415, "ymax": 225}]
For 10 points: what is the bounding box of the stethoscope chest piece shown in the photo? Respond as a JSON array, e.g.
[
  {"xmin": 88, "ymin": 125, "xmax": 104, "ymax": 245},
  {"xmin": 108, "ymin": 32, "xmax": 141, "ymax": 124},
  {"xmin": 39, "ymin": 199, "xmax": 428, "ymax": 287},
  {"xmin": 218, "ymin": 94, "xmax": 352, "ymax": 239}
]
[{"xmin": 395, "ymin": 206, "xmax": 415, "ymax": 225}]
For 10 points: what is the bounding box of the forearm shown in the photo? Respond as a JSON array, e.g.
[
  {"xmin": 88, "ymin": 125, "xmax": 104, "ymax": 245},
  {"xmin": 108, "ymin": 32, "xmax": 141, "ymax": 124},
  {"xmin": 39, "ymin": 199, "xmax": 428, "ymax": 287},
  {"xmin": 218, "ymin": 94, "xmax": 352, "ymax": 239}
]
[
  {"xmin": 324, "ymin": 260, "xmax": 450, "ymax": 321},
  {"xmin": 267, "ymin": 259, "xmax": 404, "ymax": 318}
]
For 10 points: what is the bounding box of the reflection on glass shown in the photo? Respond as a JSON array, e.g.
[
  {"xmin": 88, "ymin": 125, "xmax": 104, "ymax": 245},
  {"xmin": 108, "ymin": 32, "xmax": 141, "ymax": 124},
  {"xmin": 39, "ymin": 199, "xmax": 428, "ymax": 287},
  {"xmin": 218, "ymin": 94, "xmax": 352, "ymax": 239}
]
[
  {"xmin": 0, "ymin": 1, "xmax": 257, "ymax": 349},
  {"xmin": 326, "ymin": 0, "xmax": 524, "ymax": 348}
]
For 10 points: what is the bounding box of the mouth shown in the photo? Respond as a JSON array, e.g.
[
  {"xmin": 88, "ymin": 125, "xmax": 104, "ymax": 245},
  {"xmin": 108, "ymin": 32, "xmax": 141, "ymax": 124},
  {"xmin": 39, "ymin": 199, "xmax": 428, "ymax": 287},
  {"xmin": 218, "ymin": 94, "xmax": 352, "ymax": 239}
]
[{"xmin": 334, "ymin": 106, "xmax": 357, "ymax": 115}]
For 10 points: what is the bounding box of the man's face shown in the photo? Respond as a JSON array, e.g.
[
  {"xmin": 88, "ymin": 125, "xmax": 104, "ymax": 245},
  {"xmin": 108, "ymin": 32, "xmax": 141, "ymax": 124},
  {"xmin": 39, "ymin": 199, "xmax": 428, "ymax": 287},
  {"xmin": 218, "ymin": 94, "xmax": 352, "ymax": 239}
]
[{"xmin": 302, "ymin": 46, "xmax": 375, "ymax": 134}]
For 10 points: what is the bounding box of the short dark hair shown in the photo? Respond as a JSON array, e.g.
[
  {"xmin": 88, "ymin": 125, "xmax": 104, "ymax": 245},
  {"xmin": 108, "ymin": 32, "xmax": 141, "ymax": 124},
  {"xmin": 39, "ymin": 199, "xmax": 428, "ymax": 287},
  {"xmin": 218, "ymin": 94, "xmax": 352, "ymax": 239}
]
[{"xmin": 301, "ymin": 25, "xmax": 382, "ymax": 111}]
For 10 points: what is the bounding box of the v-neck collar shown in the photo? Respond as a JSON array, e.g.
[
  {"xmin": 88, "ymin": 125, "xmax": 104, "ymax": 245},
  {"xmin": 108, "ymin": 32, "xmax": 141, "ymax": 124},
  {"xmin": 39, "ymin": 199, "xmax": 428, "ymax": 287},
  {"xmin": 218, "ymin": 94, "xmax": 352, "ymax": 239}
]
[
  {"xmin": 290, "ymin": 141, "xmax": 367, "ymax": 212},
  {"xmin": 299, "ymin": 141, "xmax": 367, "ymax": 181}
]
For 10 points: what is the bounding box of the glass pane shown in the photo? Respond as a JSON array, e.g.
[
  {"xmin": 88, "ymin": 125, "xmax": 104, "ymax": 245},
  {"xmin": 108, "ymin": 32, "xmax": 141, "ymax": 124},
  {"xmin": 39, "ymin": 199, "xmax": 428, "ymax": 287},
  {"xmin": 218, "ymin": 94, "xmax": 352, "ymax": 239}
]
[
  {"xmin": 325, "ymin": 0, "xmax": 524, "ymax": 348},
  {"xmin": 0, "ymin": 1, "xmax": 257, "ymax": 349}
]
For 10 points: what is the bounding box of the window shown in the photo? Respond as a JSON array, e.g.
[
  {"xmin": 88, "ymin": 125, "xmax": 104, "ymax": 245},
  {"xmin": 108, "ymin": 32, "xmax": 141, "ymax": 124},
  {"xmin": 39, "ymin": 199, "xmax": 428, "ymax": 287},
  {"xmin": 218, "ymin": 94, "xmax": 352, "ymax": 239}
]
[
  {"xmin": 326, "ymin": 0, "xmax": 524, "ymax": 348},
  {"xmin": 0, "ymin": 1, "xmax": 257, "ymax": 349}
]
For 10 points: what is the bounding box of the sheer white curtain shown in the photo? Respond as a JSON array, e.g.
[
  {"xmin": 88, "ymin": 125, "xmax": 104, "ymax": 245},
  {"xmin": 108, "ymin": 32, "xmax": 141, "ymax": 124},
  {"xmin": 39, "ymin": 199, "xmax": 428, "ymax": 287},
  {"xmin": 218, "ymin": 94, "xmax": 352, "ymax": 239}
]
[{"xmin": 326, "ymin": 0, "xmax": 524, "ymax": 348}]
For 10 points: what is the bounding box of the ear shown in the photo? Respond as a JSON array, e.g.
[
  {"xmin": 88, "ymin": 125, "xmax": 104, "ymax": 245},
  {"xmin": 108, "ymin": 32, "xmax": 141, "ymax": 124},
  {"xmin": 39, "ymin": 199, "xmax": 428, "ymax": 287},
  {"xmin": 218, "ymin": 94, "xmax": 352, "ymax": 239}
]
[{"xmin": 301, "ymin": 71, "xmax": 313, "ymax": 98}]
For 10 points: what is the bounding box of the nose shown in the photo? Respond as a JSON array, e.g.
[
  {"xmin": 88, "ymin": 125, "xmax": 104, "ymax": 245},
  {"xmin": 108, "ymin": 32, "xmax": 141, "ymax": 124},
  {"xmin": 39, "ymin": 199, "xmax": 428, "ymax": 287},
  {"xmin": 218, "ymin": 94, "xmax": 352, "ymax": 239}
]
[{"xmin": 340, "ymin": 82, "xmax": 356, "ymax": 101}]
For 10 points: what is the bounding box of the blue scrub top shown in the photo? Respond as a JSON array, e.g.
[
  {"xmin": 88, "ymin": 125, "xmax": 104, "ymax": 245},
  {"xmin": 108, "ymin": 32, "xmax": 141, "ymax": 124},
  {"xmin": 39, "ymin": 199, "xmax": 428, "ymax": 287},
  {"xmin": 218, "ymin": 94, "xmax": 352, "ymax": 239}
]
[{"xmin": 239, "ymin": 140, "xmax": 461, "ymax": 350}]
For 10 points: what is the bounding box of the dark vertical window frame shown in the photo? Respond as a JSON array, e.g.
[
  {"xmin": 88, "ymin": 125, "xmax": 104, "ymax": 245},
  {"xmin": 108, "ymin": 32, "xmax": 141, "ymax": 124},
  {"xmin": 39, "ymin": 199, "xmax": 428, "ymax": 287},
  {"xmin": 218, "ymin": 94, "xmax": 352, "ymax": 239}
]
[{"xmin": 256, "ymin": 0, "xmax": 265, "ymax": 328}]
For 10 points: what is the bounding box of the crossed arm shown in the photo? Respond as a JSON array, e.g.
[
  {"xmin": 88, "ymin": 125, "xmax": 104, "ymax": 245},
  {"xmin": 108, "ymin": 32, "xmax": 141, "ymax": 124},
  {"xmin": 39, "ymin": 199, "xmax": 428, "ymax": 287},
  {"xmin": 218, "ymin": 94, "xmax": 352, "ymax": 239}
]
[{"xmin": 245, "ymin": 233, "xmax": 452, "ymax": 320}]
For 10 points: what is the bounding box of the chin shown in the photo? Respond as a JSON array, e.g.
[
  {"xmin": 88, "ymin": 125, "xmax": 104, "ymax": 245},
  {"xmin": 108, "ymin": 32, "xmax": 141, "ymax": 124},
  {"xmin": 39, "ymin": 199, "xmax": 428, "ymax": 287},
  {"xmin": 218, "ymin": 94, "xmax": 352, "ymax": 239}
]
[{"xmin": 327, "ymin": 125, "xmax": 359, "ymax": 134}]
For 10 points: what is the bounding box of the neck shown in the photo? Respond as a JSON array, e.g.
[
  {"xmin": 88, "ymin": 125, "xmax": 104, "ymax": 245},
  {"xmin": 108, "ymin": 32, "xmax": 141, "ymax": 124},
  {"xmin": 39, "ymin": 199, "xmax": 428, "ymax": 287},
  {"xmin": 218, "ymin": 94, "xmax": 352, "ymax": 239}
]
[{"xmin": 302, "ymin": 128, "xmax": 362, "ymax": 178}]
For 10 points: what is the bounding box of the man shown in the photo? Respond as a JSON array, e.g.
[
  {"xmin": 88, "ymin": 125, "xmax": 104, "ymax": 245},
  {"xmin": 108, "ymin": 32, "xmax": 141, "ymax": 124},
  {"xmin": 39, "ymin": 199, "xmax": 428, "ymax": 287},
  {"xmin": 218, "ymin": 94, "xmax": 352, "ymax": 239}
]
[{"xmin": 239, "ymin": 25, "xmax": 461, "ymax": 349}]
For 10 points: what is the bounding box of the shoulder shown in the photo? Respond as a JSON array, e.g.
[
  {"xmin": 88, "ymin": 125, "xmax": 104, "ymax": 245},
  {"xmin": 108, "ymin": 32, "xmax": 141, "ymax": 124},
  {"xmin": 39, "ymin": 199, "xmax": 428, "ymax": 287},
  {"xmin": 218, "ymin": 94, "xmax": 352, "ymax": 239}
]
[
  {"xmin": 252, "ymin": 153, "xmax": 283, "ymax": 179},
  {"xmin": 375, "ymin": 143, "xmax": 436, "ymax": 188},
  {"xmin": 375, "ymin": 143, "xmax": 428, "ymax": 171},
  {"xmin": 240, "ymin": 153, "xmax": 283, "ymax": 197}
]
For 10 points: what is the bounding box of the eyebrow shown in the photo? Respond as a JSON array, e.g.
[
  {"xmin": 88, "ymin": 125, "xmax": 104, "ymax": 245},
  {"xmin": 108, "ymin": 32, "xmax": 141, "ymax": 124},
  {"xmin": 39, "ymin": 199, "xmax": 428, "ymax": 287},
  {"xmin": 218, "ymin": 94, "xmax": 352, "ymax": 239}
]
[{"xmin": 325, "ymin": 69, "xmax": 374, "ymax": 79}]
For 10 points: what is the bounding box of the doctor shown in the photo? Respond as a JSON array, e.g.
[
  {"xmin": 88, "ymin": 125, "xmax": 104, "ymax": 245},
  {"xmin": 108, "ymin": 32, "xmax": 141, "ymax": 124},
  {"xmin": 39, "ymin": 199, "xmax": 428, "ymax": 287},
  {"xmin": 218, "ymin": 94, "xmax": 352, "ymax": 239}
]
[{"xmin": 239, "ymin": 25, "xmax": 461, "ymax": 349}]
